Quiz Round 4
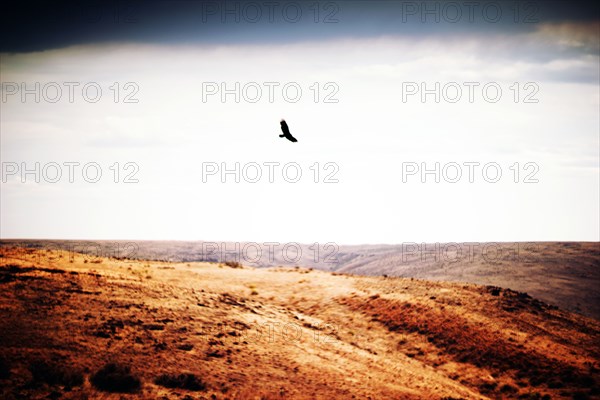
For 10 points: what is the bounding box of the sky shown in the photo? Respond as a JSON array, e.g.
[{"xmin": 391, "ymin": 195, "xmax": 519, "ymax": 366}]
[{"xmin": 1, "ymin": 0, "xmax": 599, "ymax": 244}]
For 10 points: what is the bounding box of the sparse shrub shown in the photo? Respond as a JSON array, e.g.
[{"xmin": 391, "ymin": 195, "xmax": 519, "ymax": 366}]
[
  {"xmin": 29, "ymin": 359, "xmax": 84, "ymax": 387},
  {"xmin": 143, "ymin": 324, "xmax": 165, "ymax": 331},
  {"xmin": 154, "ymin": 373, "xmax": 206, "ymax": 391},
  {"xmin": 547, "ymin": 378, "xmax": 564, "ymax": 389},
  {"xmin": 500, "ymin": 383, "xmax": 518, "ymax": 393},
  {"xmin": 487, "ymin": 286, "xmax": 502, "ymax": 296},
  {"xmin": 91, "ymin": 363, "xmax": 141, "ymax": 393},
  {"xmin": 479, "ymin": 381, "xmax": 498, "ymax": 392},
  {"xmin": 224, "ymin": 261, "xmax": 242, "ymax": 268}
]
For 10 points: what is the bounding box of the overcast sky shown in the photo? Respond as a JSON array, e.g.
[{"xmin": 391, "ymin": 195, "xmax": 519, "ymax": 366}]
[{"xmin": 1, "ymin": 1, "xmax": 598, "ymax": 244}]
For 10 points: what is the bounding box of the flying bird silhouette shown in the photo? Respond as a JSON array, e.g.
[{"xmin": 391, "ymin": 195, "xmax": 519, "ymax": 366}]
[{"xmin": 279, "ymin": 119, "xmax": 298, "ymax": 142}]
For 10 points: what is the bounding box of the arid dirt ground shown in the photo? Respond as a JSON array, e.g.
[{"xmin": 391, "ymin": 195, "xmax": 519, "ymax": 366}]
[
  {"xmin": 0, "ymin": 246, "xmax": 599, "ymax": 399},
  {"xmin": 3, "ymin": 241, "xmax": 597, "ymax": 320}
]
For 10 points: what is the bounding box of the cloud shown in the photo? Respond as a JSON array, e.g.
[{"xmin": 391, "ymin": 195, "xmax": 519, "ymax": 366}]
[
  {"xmin": 2, "ymin": 1, "xmax": 598, "ymax": 53},
  {"xmin": 1, "ymin": 20, "xmax": 598, "ymax": 242}
]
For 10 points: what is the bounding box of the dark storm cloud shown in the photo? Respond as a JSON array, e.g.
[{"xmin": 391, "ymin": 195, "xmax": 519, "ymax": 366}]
[{"xmin": 1, "ymin": 0, "xmax": 598, "ymax": 53}]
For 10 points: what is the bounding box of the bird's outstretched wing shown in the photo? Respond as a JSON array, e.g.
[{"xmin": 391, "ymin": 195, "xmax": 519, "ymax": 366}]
[
  {"xmin": 280, "ymin": 119, "xmax": 298, "ymax": 142},
  {"xmin": 280, "ymin": 120, "xmax": 290, "ymax": 135}
]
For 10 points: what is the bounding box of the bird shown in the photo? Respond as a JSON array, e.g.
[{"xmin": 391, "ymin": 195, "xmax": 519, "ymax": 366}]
[{"xmin": 279, "ymin": 119, "xmax": 298, "ymax": 142}]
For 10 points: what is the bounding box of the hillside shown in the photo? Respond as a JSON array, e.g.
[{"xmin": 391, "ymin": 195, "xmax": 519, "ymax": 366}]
[
  {"xmin": 2, "ymin": 240, "xmax": 599, "ymax": 320},
  {"xmin": 0, "ymin": 246, "xmax": 599, "ymax": 399},
  {"xmin": 328, "ymin": 242, "xmax": 600, "ymax": 321}
]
